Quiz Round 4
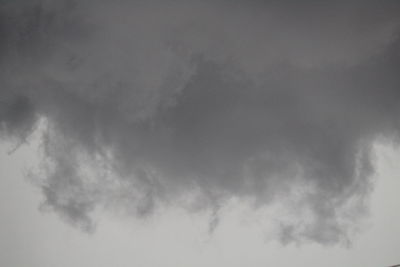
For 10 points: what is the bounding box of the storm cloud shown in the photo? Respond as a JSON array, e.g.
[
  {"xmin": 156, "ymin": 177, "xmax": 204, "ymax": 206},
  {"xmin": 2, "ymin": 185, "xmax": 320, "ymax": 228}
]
[{"xmin": 1, "ymin": 0, "xmax": 400, "ymax": 244}]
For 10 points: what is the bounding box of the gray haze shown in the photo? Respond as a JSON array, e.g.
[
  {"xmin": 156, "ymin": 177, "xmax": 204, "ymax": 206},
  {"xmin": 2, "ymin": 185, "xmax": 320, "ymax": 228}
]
[{"xmin": 1, "ymin": 0, "xmax": 400, "ymax": 245}]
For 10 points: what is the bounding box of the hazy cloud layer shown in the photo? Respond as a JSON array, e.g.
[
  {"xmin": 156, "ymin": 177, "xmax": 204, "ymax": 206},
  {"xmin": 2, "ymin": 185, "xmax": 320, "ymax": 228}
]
[{"xmin": 1, "ymin": 0, "xmax": 400, "ymax": 244}]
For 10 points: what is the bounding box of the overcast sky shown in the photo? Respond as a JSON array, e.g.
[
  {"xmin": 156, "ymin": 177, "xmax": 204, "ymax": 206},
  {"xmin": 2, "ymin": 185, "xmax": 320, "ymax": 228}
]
[{"xmin": 1, "ymin": 1, "xmax": 400, "ymax": 266}]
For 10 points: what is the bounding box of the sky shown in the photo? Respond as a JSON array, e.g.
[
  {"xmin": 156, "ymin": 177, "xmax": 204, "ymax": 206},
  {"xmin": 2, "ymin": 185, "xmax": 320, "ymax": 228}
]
[
  {"xmin": 1, "ymin": 128, "xmax": 400, "ymax": 267},
  {"xmin": 1, "ymin": 1, "xmax": 400, "ymax": 266}
]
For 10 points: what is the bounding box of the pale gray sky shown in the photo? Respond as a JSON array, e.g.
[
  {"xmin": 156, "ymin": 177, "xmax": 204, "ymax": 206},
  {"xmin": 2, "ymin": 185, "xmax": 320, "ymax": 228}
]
[{"xmin": 0, "ymin": 131, "xmax": 399, "ymax": 267}]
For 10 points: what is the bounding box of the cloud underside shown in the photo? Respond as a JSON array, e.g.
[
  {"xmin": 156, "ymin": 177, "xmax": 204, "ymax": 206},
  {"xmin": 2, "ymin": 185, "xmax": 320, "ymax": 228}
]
[{"xmin": 1, "ymin": 0, "xmax": 400, "ymax": 245}]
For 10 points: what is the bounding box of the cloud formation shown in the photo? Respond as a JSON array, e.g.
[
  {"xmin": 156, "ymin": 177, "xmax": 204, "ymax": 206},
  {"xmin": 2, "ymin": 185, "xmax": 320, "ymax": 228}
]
[{"xmin": 1, "ymin": 0, "xmax": 400, "ymax": 244}]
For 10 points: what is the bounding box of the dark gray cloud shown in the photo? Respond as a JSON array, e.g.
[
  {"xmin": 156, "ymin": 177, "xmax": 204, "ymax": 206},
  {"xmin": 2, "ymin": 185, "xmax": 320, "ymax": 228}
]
[{"xmin": 1, "ymin": 0, "xmax": 400, "ymax": 244}]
